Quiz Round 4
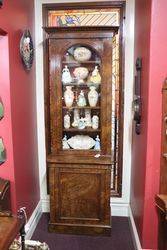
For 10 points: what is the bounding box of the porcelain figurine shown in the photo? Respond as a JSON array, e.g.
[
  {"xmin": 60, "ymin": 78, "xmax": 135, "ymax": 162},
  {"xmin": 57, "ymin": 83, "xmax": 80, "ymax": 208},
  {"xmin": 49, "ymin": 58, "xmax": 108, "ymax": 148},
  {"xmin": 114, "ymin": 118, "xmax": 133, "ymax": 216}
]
[
  {"xmin": 73, "ymin": 67, "xmax": 89, "ymax": 84},
  {"xmin": 90, "ymin": 66, "xmax": 101, "ymax": 85},
  {"xmin": 92, "ymin": 115, "xmax": 99, "ymax": 129},
  {"xmin": 64, "ymin": 86, "xmax": 74, "ymax": 108},
  {"xmin": 78, "ymin": 117, "xmax": 86, "ymax": 129},
  {"xmin": 94, "ymin": 135, "xmax": 101, "ymax": 150},
  {"xmin": 72, "ymin": 109, "xmax": 80, "ymax": 127},
  {"xmin": 64, "ymin": 113, "xmax": 70, "ymax": 129},
  {"xmin": 62, "ymin": 65, "xmax": 72, "ymax": 85},
  {"xmin": 88, "ymin": 86, "xmax": 98, "ymax": 107},
  {"xmin": 77, "ymin": 90, "xmax": 86, "ymax": 107},
  {"xmin": 62, "ymin": 135, "xmax": 70, "ymax": 149},
  {"xmin": 84, "ymin": 109, "xmax": 92, "ymax": 127},
  {"xmin": 73, "ymin": 47, "xmax": 92, "ymax": 62}
]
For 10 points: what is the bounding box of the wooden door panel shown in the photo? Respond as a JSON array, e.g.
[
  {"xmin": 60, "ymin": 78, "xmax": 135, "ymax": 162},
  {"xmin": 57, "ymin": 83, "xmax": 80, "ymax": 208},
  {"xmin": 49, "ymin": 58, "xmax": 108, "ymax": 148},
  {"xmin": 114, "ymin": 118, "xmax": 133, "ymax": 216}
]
[{"xmin": 49, "ymin": 165, "xmax": 111, "ymax": 226}]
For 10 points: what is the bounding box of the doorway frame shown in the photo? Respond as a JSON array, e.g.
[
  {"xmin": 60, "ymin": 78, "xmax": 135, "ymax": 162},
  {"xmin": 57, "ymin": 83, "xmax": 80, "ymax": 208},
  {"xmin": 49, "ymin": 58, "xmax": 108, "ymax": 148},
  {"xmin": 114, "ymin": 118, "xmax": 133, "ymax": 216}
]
[{"xmin": 42, "ymin": 0, "xmax": 125, "ymax": 197}]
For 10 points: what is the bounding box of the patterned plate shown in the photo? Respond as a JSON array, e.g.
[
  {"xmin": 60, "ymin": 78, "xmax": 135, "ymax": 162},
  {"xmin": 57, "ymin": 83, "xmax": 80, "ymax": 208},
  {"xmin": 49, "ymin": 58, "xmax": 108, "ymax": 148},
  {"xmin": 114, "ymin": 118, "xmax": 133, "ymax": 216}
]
[{"xmin": 20, "ymin": 29, "xmax": 34, "ymax": 70}]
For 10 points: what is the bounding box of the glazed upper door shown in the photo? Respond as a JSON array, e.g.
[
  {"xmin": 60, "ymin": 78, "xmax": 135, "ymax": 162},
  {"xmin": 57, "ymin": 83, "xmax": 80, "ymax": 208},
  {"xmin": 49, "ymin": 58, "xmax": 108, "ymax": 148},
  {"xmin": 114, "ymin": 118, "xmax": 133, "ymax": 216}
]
[{"xmin": 48, "ymin": 37, "xmax": 112, "ymax": 156}]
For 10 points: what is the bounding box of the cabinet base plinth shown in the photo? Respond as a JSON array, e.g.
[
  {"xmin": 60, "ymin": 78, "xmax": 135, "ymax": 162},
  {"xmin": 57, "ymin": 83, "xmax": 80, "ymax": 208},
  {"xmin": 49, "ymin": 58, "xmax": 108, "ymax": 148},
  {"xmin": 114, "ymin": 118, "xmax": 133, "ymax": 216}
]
[{"xmin": 48, "ymin": 222, "xmax": 111, "ymax": 236}]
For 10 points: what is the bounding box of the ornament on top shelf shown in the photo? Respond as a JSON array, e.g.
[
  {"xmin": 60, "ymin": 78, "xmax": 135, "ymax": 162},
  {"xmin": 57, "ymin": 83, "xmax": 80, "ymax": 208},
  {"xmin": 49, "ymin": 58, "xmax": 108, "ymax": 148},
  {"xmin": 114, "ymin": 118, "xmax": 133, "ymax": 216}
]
[
  {"xmin": 62, "ymin": 65, "xmax": 72, "ymax": 85},
  {"xmin": 73, "ymin": 47, "xmax": 92, "ymax": 62},
  {"xmin": 89, "ymin": 66, "xmax": 101, "ymax": 86}
]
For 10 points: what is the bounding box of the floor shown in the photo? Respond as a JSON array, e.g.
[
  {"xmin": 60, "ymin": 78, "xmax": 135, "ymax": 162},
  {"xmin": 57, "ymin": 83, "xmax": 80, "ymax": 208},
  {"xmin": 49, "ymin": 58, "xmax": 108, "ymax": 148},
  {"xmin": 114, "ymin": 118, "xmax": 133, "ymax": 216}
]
[{"xmin": 32, "ymin": 213, "xmax": 135, "ymax": 250}]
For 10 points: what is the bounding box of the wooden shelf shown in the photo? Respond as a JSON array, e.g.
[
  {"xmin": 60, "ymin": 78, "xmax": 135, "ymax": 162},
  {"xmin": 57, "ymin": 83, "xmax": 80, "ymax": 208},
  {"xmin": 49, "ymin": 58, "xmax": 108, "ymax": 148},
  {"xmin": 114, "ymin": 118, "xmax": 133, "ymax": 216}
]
[
  {"xmin": 63, "ymin": 106, "xmax": 100, "ymax": 110},
  {"xmin": 62, "ymin": 83, "xmax": 101, "ymax": 88},
  {"xmin": 63, "ymin": 128, "xmax": 101, "ymax": 132},
  {"xmin": 62, "ymin": 60, "xmax": 101, "ymax": 65}
]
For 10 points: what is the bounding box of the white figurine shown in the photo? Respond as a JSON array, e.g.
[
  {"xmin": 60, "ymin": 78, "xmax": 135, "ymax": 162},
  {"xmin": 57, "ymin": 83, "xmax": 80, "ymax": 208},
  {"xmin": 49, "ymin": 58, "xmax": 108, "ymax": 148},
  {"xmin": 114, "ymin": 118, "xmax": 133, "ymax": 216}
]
[
  {"xmin": 94, "ymin": 135, "xmax": 101, "ymax": 150},
  {"xmin": 90, "ymin": 66, "xmax": 101, "ymax": 85},
  {"xmin": 84, "ymin": 109, "xmax": 92, "ymax": 127},
  {"xmin": 64, "ymin": 113, "xmax": 70, "ymax": 129},
  {"xmin": 78, "ymin": 117, "xmax": 86, "ymax": 129},
  {"xmin": 62, "ymin": 65, "xmax": 72, "ymax": 85},
  {"xmin": 77, "ymin": 90, "xmax": 86, "ymax": 107},
  {"xmin": 72, "ymin": 109, "xmax": 80, "ymax": 127},
  {"xmin": 92, "ymin": 115, "xmax": 99, "ymax": 129},
  {"xmin": 62, "ymin": 135, "xmax": 70, "ymax": 149}
]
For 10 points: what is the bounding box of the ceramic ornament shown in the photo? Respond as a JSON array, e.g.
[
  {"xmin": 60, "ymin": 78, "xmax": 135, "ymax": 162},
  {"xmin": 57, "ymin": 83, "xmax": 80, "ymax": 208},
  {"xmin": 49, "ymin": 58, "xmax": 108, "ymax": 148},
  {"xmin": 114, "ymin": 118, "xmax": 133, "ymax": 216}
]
[
  {"xmin": 73, "ymin": 67, "xmax": 89, "ymax": 84},
  {"xmin": 64, "ymin": 113, "xmax": 70, "ymax": 129},
  {"xmin": 88, "ymin": 86, "xmax": 98, "ymax": 107},
  {"xmin": 92, "ymin": 115, "xmax": 99, "ymax": 129},
  {"xmin": 90, "ymin": 66, "xmax": 101, "ymax": 85},
  {"xmin": 94, "ymin": 135, "xmax": 101, "ymax": 150},
  {"xmin": 64, "ymin": 86, "xmax": 74, "ymax": 108},
  {"xmin": 62, "ymin": 135, "xmax": 70, "ymax": 149},
  {"xmin": 67, "ymin": 135, "xmax": 95, "ymax": 150},
  {"xmin": 72, "ymin": 109, "xmax": 80, "ymax": 127},
  {"xmin": 77, "ymin": 90, "xmax": 86, "ymax": 107},
  {"xmin": 84, "ymin": 109, "xmax": 92, "ymax": 127},
  {"xmin": 62, "ymin": 65, "xmax": 72, "ymax": 85},
  {"xmin": 73, "ymin": 47, "xmax": 92, "ymax": 62}
]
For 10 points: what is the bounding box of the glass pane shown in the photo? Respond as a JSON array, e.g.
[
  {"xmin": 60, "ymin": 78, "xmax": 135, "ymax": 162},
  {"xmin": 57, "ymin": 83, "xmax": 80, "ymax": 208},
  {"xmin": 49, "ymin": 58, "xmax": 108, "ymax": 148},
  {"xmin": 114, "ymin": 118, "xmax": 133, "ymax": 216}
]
[
  {"xmin": 48, "ymin": 9, "xmax": 120, "ymax": 27},
  {"xmin": 62, "ymin": 45, "xmax": 101, "ymax": 151}
]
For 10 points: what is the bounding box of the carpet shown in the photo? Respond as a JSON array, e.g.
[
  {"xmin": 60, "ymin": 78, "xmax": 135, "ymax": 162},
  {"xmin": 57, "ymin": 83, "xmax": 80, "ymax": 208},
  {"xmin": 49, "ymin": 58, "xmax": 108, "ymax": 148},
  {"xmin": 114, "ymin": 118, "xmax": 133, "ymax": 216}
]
[{"xmin": 31, "ymin": 213, "xmax": 135, "ymax": 250}]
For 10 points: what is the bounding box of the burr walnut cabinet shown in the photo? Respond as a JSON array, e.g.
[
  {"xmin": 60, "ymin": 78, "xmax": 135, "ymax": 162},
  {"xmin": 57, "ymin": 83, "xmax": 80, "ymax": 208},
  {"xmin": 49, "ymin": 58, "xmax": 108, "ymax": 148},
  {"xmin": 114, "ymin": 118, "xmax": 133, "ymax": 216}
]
[{"xmin": 43, "ymin": 26, "xmax": 118, "ymax": 235}]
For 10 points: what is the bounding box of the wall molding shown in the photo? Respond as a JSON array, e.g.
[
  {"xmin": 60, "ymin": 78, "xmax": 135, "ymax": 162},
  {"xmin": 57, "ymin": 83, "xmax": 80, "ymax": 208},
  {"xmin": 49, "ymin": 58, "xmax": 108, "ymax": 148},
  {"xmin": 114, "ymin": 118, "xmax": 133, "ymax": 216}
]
[
  {"xmin": 25, "ymin": 200, "xmax": 42, "ymax": 239},
  {"xmin": 128, "ymin": 206, "xmax": 142, "ymax": 250}
]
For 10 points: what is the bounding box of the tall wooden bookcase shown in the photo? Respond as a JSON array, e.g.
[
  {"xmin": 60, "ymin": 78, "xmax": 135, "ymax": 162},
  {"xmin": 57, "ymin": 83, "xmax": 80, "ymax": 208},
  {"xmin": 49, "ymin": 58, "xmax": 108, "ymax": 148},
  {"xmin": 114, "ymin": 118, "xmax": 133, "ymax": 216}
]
[{"xmin": 43, "ymin": 26, "xmax": 118, "ymax": 235}]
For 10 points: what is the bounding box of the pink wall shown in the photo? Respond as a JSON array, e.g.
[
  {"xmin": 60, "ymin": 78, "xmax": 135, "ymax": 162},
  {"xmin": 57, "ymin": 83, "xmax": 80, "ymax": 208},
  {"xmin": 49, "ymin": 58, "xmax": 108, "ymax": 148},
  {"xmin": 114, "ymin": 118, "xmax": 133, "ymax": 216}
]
[
  {"xmin": 0, "ymin": 0, "xmax": 40, "ymax": 217},
  {"xmin": 131, "ymin": 0, "xmax": 167, "ymax": 248},
  {"xmin": 0, "ymin": 35, "xmax": 16, "ymax": 212}
]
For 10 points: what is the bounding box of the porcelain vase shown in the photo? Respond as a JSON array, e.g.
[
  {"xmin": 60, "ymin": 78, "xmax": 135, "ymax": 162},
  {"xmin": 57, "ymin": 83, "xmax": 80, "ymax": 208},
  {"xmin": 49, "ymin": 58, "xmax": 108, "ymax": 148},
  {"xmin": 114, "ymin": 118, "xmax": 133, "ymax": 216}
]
[
  {"xmin": 88, "ymin": 86, "xmax": 98, "ymax": 107},
  {"xmin": 64, "ymin": 86, "xmax": 74, "ymax": 108},
  {"xmin": 64, "ymin": 113, "xmax": 70, "ymax": 129}
]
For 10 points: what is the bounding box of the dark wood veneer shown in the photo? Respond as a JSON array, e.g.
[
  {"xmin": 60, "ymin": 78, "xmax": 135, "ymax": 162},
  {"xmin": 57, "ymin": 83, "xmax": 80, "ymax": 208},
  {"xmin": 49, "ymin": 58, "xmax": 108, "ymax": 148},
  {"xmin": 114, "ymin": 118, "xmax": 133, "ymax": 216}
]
[{"xmin": 155, "ymin": 79, "xmax": 167, "ymax": 249}]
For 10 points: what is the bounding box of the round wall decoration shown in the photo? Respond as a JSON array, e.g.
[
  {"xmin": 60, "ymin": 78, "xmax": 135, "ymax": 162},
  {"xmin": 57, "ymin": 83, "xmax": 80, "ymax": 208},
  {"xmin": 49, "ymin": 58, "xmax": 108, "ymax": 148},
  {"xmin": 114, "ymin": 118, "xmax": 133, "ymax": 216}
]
[{"xmin": 20, "ymin": 29, "xmax": 34, "ymax": 70}]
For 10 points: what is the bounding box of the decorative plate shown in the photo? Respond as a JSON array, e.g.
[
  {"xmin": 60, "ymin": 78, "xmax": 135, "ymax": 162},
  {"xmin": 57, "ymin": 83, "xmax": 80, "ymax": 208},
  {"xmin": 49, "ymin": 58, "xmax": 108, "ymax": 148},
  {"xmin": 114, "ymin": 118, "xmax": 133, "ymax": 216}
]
[
  {"xmin": 73, "ymin": 47, "xmax": 92, "ymax": 62},
  {"xmin": 20, "ymin": 29, "xmax": 34, "ymax": 70},
  {"xmin": 67, "ymin": 135, "xmax": 95, "ymax": 150}
]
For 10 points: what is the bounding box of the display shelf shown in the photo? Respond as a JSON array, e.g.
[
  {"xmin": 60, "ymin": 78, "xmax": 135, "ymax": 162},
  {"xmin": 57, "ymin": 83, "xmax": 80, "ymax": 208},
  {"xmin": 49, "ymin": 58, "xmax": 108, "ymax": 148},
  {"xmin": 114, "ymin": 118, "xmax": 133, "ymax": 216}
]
[
  {"xmin": 62, "ymin": 106, "xmax": 100, "ymax": 110},
  {"xmin": 62, "ymin": 60, "xmax": 101, "ymax": 65},
  {"xmin": 63, "ymin": 128, "xmax": 101, "ymax": 132},
  {"xmin": 62, "ymin": 84, "xmax": 101, "ymax": 88}
]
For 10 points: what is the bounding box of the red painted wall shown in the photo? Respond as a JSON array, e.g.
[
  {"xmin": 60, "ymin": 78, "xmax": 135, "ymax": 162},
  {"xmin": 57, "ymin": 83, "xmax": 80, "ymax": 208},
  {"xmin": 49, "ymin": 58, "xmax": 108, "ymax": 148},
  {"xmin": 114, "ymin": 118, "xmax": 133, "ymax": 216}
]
[
  {"xmin": 0, "ymin": 1, "xmax": 40, "ymax": 217},
  {"xmin": 131, "ymin": 0, "xmax": 167, "ymax": 248}
]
